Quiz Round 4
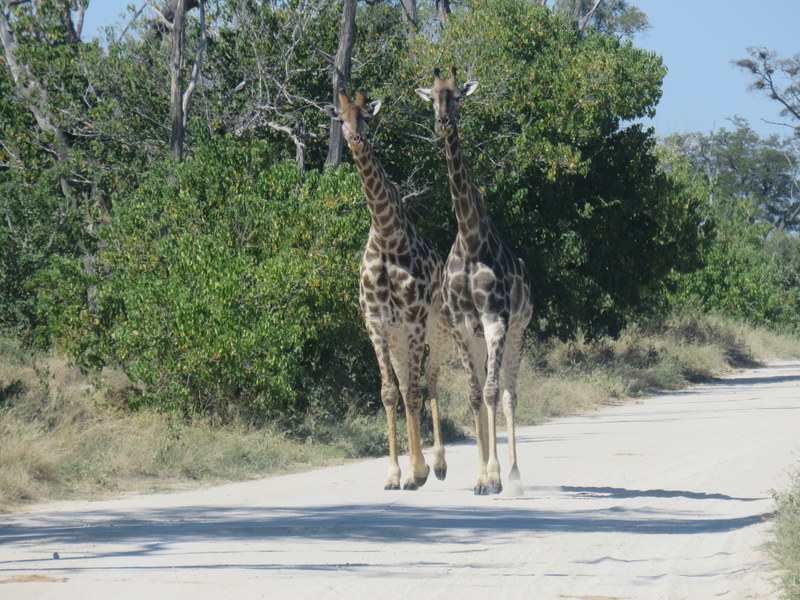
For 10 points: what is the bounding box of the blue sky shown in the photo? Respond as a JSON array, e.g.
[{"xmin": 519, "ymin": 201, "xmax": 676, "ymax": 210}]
[
  {"xmin": 81, "ymin": 0, "xmax": 799, "ymax": 139},
  {"xmin": 633, "ymin": 0, "xmax": 799, "ymax": 138}
]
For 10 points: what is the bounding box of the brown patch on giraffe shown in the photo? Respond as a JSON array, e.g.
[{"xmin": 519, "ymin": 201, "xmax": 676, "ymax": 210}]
[
  {"xmin": 465, "ymin": 232, "xmax": 481, "ymax": 249},
  {"xmin": 452, "ymin": 171, "xmax": 464, "ymax": 190}
]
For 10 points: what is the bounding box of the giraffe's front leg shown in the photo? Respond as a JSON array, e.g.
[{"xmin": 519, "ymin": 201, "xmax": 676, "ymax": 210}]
[
  {"xmin": 502, "ymin": 323, "xmax": 527, "ymax": 495},
  {"xmin": 367, "ymin": 317, "xmax": 402, "ymax": 490},
  {"xmin": 452, "ymin": 327, "xmax": 490, "ymax": 495},
  {"xmin": 402, "ymin": 386, "xmax": 431, "ymax": 491},
  {"xmin": 380, "ymin": 380, "xmax": 402, "ymax": 490},
  {"xmin": 471, "ymin": 401, "xmax": 489, "ymax": 494}
]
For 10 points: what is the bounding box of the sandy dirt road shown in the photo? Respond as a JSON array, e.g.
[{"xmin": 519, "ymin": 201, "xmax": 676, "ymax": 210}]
[{"xmin": 2, "ymin": 362, "xmax": 800, "ymax": 600}]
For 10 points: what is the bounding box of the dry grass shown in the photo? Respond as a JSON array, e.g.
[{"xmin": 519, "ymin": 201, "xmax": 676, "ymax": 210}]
[
  {"xmin": 0, "ymin": 340, "xmax": 345, "ymax": 511},
  {"xmin": 436, "ymin": 312, "xmax": 800, "ymax": 437},
  {"xmin": 2, "ymin": 311, "xmax": 800, "ymax": 512}
]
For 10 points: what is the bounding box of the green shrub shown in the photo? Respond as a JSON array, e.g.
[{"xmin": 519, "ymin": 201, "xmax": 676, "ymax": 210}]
[
  {"xmin": 91, "ymin": 136, "xmax": 376, "ymax": 420},
  {"xmin": 0, "ymin": 167, "xmax": 89, "ymax": 338},
  {"xmin": 672, "ymin": 197, "xmax": 800, "ymax": 333}
]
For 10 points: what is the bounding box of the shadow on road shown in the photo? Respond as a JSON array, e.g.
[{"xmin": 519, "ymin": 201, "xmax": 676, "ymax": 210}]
[
  {"xmin": 558, "ymin": 486, "xmax": 761, "ymax": 502},
  {"xmin": 0, "ymin": 492, "xmax": 772, "ymax": 561},
  {"xmin": 714, "ymin": 374, "xmax": 800, "ymax": 387}
]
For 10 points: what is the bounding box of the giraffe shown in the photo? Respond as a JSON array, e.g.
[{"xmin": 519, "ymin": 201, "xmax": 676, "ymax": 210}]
[
  {"xmin": 416, "ymin": 68, "xmax": 533, "ymax": 495},
  {"xmin": 324, "ymin": 91, "xmax": 450, "ymax": 490}
]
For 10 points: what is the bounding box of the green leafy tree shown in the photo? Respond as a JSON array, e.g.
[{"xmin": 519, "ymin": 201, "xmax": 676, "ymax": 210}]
[
  {"xmin": 0, "ymin": 1, "xmax": 101, "ymax": 337},
  {"xmin": 662, "ymin": 133, "xmax": 800, "ymax": 331},
  {"xmin": 371, "ymin": 0, "xmax": 705, "ymax": 339},
  {"xmin": 672, "ymin": 197, "xmax": 799, "ymax": 330},
  {"xmin": 667, "ymin": 120, "xmax": 800, "ymax": 231}
]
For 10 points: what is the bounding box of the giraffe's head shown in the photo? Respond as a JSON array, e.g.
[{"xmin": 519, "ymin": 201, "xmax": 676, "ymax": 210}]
[
  {"xmin": 324, "ymin": 91, "xmax": 382, "ymax": 153},
  {"xmin": 415, "ymin": 67, "xmax": 478, "ymax": 138}
]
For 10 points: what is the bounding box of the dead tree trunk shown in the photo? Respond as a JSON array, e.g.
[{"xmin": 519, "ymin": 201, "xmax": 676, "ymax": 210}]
[
  {"xmin": 399, "ymin": 0, "xmax": 417, "ymax": 39},
  {"xmin": 435, "ymin": 0, "xmax": 450, "ymax": 27},
  {"xmin": 147, "ymin": 0, "xmax": 204, "ymax": 162},
  {"xmin": 169, "ymin": 0, "xmax": 187, "ymax": 161},
  {"xmin": 325, "ymin": 0, "xmax": 357, "ymax": 168}
]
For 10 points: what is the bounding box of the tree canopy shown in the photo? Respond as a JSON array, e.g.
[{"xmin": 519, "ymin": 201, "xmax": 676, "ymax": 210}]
[{"xmin": 5, "ymin": 0, "xmax": 790, "ymax": 419}]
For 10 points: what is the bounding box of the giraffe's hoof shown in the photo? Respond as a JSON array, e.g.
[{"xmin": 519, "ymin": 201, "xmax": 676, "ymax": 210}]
[
  {"xmin": 402, "ymin": 480, "xmax": 419, "ymax": 491},
  {"xmin": 486, "ymin": 482, "xmax": 503, "ymax": 495},
  {"xmin": 434, "ymin": 467, "xmax": 447, "ymax": 481},
  {"xmin": 474, "ymin": 485, "xmax": 489, "ymax": 496},
  {"xmin": 414, "ymin": 473, "xmax": 429, "ymax": 488},
  {"xmin": 384, "ymin": 482, "xmax": 401, "ymax": 491}
]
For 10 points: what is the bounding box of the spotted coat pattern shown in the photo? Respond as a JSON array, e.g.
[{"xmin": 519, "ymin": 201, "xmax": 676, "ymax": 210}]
[
  {"xmin": 328, "ymin": 92, "xmax": 449, "ymax": 490},
  {"xmin": 417, "ymin": 69, "xmax": 533, "ymax": 495}
]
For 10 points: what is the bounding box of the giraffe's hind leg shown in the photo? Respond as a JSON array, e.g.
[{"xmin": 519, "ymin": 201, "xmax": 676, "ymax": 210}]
[
  {"xmin": 426, "ymin": 308, "xmax": 451, "ymax": 481},
  {"xmin": 502, "ymin": 322, "xmax": 527, "ymax": 495},
  {"xmin": 390, "ymin": 326, "xmax": 430, "ymax": 490}
]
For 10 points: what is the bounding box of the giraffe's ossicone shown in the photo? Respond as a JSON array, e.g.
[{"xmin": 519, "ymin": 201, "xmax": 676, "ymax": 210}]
[{"xmin": 325, "ymin": 92, "xmax": 450, "ymax": 490}]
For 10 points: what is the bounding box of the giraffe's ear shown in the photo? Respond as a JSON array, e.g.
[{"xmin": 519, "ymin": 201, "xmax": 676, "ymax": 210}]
[
  {"xmin": 367, "ymin": 99, "xmax": 382, "ymax": 118},
  {"xmin": 323, "ymin": 105, "xmax": 340, "ymax": 120},
  {"xmin": 460, "ymin": 80, "xmax": 479, "ymax": 98},
  {"xmin": 415, "ymin": 87, "xmax": 434, "ymax": 102}
]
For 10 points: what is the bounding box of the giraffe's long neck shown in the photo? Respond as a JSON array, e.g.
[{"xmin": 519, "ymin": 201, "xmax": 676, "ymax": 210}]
[
  {"xmin": 351, "ymin": 142, "xmax": 408, "ymax": 243},
  {"xmin": 444, "ymin": 128, "xmax": 488, "ymax": 246}
]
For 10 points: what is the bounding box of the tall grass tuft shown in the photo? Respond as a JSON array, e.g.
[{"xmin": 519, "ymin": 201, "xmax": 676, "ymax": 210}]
[{"xmin": 769, "ymin": 468, "xmax": 800, "ymax": 599}]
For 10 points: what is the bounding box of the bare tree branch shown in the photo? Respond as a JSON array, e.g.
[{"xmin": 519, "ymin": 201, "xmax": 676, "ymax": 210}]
[
  {"xmin": 401, "ymin": 187, "xmax": 431, "ymax": 204},
  {"xmin": 761, "ymin": 118, "xmax": 798, "ymax": 131},
  {"xmin": 115, "ymin": 3, "xmax": 147, "ymax": 43},
  {"xmin": 298, "ymin": 26, "xmax": 335, "ymax": 66},
  {"xmin": 181, "ymin": 0, "xmax": 206, "ymax": 129},
  {"xmin": 144, "ymin": 0, "xmax": 174, "ymax": 31},
  {"xmin": 578, "ymin": 0, "xmax": 603, "ymax": 33},
  {"xmin": 735, "ymin": 48, "xmax": 800, "ymax": 129}
]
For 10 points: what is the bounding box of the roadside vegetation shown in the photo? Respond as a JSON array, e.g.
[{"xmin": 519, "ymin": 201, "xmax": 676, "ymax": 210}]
[
  {"xmin": 770, "ymin": 468, "xmax": 800, "ymax": 600},
  {"xmin": 3, "ymin": 311, "xmax": 799, "ymax": 513}
]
